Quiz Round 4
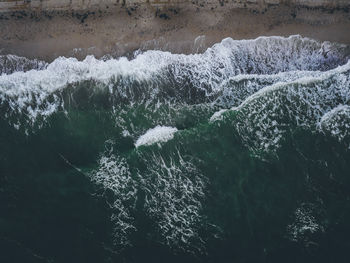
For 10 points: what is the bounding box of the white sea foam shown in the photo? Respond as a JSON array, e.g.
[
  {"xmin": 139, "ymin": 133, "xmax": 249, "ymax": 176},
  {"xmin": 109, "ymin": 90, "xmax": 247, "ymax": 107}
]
[
  {"xmin": 0, "ymin": 54, "xmax": 47, "ymax": 75},
  {"xmin": 1, "ymin": 35, "xmax": 348, "ymax": 129},
  {"xmin": 139, "ymin": 151, "xmax": 206, "ymax": 252},
  {"xmin": 210, "ymin": 109, "xmax": 228, "ymax": 122},
  {"xmin": 318, "ymin": 105, "xmax": 350, "ymax": 148},
  {"xmin": 90, "ymin": 153, "xmax": 138, "ymax": 247},
  {"xmin": 287, "ymin": 203, "xmax": 325, "ymax": 244},
  {"xmin": 228, "ymin": 61, "xmax": 350, "ymax": 154},
  {"xmin": 135, "ymin": 126, "xmax": 178, "ymax": 147}
]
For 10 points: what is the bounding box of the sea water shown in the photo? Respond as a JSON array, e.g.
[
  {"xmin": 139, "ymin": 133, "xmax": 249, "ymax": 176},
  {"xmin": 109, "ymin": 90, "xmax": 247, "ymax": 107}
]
[{"xmin": 1, "ymin": 35, "xmax": 350, "ymax": 263}]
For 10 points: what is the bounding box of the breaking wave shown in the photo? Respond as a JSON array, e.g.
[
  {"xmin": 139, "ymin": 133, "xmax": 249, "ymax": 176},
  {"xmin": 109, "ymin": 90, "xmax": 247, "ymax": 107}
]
[
  {"xmin": 135, "ymin": 126, "xmax": 178, "ymax": 147},
  {"xmin": 0, "ymin": 54, "xmax": 47, "ymax": 75},
  {"xmin": 1, "ymin": 35, "xmax": 348, "ymax": 127}
]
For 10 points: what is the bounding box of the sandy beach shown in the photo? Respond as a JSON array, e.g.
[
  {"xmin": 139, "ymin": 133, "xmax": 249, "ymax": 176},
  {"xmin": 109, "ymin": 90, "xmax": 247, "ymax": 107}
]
[{"xmin": 0, "ymin": 1, "xmax": 349, "ymax": 61}]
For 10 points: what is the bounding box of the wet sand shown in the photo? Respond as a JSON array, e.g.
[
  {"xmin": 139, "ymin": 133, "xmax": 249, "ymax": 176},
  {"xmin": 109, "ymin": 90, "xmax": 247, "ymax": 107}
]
[{"xmin": 0, "ymin": 2, "xmax": 349, "ymax": 61}]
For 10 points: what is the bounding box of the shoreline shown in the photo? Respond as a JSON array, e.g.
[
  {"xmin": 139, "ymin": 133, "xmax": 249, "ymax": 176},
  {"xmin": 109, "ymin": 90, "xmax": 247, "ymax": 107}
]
[{"xmin": 0, "ymin": 2, "xmax": 349, "ymax": 61}]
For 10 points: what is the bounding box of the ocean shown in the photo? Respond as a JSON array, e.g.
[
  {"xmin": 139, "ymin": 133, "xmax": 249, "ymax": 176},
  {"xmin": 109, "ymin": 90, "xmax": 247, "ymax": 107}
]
[{"xmin": 1, "ymin": 35, "xmax": 350, "ymax": 263}]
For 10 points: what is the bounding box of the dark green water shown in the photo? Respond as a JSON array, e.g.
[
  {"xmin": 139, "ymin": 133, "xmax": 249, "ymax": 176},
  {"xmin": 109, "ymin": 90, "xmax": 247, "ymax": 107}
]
[{"xmin": 1, "ymin": 36, "xmax": 350, "ymax": 263}]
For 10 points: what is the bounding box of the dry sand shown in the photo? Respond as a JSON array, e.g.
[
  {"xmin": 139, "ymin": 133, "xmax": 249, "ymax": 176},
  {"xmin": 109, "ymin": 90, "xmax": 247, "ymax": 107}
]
[{"xmin": 0, "ymin": 2, "xmax": 349, "ymax": 61}]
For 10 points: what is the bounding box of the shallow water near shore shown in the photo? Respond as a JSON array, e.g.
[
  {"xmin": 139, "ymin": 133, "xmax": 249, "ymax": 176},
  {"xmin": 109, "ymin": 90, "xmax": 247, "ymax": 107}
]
[{"xmin": 1, "ymin": 35, "xmax": 350, "ymax": 263}]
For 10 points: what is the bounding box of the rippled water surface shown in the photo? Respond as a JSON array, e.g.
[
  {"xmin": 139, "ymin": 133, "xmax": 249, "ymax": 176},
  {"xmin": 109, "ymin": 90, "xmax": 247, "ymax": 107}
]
[{"xmin": 1, "ymin": 35, "xmax": 350, "ymax": 263}]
